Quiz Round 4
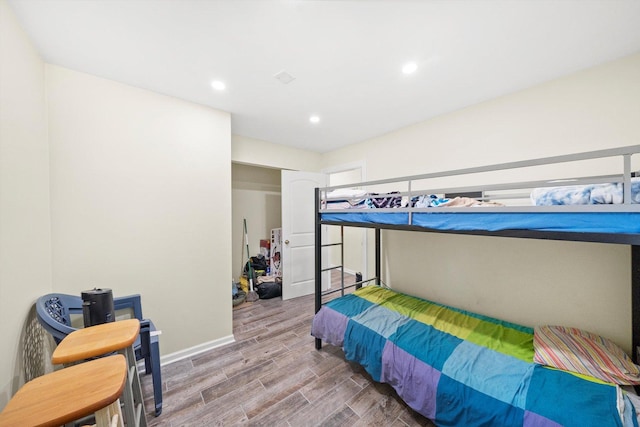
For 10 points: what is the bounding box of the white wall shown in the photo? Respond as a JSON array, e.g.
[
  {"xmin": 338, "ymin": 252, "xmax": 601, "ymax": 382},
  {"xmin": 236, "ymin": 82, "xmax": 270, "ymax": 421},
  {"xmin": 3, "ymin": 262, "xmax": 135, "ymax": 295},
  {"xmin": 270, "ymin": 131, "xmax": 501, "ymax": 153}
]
[
  {"xmin": 321, "ymin": 52, "xmax": 640, "ymax": 353},
  {"xmin": 46, "ymin": 65, "xmax": 233, "ymax": 359},
  {"xmin": 0, "ymin": 0, "xmax": 52, "ymax": 409},
  {"xmin": 232, "ymin": 134, "xmax": 321, "ymax": 172}
]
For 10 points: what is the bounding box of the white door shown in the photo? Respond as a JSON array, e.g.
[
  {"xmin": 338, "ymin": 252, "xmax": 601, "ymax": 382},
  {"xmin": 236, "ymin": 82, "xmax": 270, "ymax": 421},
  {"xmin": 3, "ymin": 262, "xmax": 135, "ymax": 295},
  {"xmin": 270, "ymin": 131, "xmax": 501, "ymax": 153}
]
[{"xmin": 281, "ymin": 170, "xmax": 327, "ymax": 300}]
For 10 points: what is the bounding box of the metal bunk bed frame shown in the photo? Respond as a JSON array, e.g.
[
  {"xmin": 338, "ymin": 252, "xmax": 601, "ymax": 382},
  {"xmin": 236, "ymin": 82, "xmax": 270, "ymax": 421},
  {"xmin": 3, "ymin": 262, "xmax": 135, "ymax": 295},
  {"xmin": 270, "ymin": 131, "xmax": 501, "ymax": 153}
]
[{"xmin": 314, "ymin": 145, "xmax": 640, "ymax": 363}]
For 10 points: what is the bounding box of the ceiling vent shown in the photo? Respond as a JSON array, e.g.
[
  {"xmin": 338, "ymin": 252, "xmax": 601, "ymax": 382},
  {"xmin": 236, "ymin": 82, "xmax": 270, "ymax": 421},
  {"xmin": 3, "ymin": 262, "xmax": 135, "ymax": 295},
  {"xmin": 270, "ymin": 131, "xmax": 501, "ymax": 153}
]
[{"xmin": 274, "ymin": 70, "xmax": 296, "ymax": 84}]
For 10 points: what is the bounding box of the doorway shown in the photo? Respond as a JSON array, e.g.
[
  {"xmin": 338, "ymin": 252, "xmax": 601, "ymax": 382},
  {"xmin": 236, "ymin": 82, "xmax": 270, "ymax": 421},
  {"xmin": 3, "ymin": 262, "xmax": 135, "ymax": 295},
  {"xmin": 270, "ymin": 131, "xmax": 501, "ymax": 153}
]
[
  {"xmin": 231, "ymin": 160, "xmax": 367, "ymax": 300},
  {"xmin": 231, "ymin": 163, "xmax": 282, "ymax": 283}
]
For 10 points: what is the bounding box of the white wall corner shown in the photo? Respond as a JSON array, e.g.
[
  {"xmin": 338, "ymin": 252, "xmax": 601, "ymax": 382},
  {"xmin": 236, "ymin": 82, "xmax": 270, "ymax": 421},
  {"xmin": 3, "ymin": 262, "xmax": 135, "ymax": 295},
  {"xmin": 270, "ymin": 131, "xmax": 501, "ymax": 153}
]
[{"xmin": 0, "ymin": 378, "xmax": 12, "ymax": 412}]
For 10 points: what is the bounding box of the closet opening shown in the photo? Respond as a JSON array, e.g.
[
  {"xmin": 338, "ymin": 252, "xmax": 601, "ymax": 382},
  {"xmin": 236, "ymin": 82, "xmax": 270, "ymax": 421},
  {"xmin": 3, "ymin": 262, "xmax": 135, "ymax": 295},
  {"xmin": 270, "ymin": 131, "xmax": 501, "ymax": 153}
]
[
  {"xmin": 231, "ymin": 163, "xmax": 282, "ymax": 305},
  {"xmin": 231, "ymin": 161, "xmax": 367, "ymax": 304}
]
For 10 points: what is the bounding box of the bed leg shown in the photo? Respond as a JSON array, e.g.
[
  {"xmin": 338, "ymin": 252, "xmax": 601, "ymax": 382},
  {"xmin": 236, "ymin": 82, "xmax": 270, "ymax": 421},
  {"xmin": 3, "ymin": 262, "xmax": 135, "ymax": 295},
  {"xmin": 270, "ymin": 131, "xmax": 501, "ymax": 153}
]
[
  {"xmin": 315, "ymin": 187, "xmax": 322, "ymax": 352},
  {"xmin": 375, "ymin": 228, "xmax": 381, "ymax": 286},
  {"xmin": 632, "ymin": 245, "xmax": 640, "ymax": 363}
]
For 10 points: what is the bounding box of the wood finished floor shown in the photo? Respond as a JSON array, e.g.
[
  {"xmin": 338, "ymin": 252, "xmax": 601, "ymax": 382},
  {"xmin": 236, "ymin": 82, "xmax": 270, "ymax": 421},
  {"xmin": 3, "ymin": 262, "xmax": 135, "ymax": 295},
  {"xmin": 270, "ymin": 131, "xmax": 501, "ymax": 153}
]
[{"xmin": 142, "ymin": 277, "xmax": 435, "ymax": 426}]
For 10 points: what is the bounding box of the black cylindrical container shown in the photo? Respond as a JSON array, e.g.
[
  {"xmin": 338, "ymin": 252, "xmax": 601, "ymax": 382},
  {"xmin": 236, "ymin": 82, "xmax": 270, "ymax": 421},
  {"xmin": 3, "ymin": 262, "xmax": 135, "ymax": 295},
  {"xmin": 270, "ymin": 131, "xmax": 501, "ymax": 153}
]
[{"xmin": 82, "ymin": 288, "xmax": 115, "ymax": 327}]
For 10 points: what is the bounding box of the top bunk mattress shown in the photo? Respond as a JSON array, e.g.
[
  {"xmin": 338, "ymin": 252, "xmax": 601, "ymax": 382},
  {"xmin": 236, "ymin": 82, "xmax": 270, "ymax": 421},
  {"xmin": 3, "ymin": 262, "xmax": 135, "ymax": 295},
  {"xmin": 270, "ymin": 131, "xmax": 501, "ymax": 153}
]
[
  {"xmin": 318, "ymin": 145, "xmax": 640, "ymax": 241},
  {"xmin": 320, "ymin": 211, "xmax": 640, "ymax": 235}
]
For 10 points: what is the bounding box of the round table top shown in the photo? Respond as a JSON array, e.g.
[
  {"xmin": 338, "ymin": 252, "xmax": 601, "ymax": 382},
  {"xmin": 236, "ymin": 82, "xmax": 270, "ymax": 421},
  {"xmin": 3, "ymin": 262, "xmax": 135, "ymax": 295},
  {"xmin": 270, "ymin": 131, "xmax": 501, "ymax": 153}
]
[
  {"xmin": 51, "ymin": 318, "xmax": 140, "ymax": 364},
  {"xmin": 0, "ymin": 354, "xmax": 126, "ymax": 427}
]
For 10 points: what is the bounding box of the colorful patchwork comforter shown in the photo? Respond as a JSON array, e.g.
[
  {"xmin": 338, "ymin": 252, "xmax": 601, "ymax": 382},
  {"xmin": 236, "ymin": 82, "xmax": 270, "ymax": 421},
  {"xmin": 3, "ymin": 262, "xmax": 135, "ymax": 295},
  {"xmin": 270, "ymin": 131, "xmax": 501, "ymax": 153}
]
[{"xmin": 311, "ymin": 286, "xmax": 638, "ymax": 426}]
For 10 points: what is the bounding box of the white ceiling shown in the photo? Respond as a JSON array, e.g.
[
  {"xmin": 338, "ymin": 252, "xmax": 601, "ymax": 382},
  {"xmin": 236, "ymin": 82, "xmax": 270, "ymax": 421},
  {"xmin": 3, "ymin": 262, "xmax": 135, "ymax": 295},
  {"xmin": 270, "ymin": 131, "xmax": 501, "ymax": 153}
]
[{"xmin": 8, "ymin": 0, "xmax": 640, "ymax": 153}]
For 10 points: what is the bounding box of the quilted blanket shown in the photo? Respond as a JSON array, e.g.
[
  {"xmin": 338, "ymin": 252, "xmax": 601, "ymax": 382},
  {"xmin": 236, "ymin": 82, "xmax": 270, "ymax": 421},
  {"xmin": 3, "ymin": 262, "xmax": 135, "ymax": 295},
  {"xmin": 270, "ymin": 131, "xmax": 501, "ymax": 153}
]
[
  {"xmin": 311, "ymin": 286, "xmax": 638, "ymax": 427},
  {"xmin": 531, "ymin": 179, "xmax": 640, "ymax": 206}
]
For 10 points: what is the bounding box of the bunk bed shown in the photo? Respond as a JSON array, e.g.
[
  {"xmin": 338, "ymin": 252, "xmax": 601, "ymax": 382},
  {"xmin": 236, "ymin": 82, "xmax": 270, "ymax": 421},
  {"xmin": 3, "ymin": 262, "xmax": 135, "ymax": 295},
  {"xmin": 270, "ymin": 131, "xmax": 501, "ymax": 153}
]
[{"xmin": 311, "ymin": 145, "xmax": 640, "ymax": 426}]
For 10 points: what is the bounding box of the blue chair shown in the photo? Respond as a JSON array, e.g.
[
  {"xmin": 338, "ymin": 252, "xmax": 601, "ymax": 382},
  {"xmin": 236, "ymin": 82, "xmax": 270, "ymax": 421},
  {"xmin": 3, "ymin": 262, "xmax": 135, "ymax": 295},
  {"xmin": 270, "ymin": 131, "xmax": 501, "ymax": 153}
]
[{"xmin": 35, "ymin": 293, "xmax": 163, "ymax": 416}]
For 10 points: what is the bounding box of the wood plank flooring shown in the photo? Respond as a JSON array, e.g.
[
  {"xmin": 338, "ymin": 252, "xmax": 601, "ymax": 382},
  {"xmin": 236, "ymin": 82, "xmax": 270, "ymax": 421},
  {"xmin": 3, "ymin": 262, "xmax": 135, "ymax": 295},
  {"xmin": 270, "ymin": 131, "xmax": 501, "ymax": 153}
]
[{"xmin": 142, "ymin": 276, "xmax": 435, "ymax": 426}]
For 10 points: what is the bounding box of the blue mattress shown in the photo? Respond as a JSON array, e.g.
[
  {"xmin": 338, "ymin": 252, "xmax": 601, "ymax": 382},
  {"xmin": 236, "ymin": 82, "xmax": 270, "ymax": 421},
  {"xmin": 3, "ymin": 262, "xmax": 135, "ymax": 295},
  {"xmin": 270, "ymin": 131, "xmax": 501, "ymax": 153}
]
[{"xmin": 321, "ymin": 212, "xmax": 640, "ymax": 235}]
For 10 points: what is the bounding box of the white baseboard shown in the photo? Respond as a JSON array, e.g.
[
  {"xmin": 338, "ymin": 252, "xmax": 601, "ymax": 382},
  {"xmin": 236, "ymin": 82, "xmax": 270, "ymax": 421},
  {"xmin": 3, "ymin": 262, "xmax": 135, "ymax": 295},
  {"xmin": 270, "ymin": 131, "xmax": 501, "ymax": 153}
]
[{"xmin": 159, "ymin": 335, "xmax": 235, "ymax": 367}]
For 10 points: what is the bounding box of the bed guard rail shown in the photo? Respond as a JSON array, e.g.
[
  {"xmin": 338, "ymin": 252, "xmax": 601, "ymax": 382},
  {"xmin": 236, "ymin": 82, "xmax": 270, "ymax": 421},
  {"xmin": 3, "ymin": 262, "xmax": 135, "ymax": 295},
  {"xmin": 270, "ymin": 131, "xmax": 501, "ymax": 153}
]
[{"xmin": 317, "ymin": 145, "xmax": 640, "ymax": 217}]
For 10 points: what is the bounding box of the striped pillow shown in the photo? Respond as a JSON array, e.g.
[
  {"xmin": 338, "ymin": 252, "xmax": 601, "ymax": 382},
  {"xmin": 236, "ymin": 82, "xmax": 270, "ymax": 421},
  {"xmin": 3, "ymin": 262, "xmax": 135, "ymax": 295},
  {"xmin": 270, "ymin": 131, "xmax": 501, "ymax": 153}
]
[{"xmin": 533, "ymin": 325, "xmax": 640, "ymax": 385}]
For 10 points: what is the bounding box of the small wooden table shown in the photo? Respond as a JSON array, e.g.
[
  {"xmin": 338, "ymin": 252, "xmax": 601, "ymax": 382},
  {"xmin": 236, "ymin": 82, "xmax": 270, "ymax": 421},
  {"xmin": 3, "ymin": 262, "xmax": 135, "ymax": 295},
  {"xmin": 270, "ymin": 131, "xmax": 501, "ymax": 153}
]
[
  {"xmin": 52, "ymin": 319, "xmax": 140, "ymax": 364},
  {"xmin": 51, "ymin": 319, "xmax": 147, "ymax": 427},
  {"xmin": 0, "ymin": 354, "xmax": 126, "ymax": 427}
]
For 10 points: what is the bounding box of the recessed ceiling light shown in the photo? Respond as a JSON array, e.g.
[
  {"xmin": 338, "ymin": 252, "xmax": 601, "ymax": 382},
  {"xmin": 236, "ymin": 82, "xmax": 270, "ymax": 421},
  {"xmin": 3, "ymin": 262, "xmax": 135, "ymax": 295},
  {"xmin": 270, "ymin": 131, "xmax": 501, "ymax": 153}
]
[
  {"xmin": 309, "ymin": 115, "xmax": 320, "ymax": 124},
  {"xmin": 211, "ymin": 80, "xmax": 226, "ymax": 91},
  {"xmin": 402, "ymin": 62, "xmax": 418, "ymax": 74}
]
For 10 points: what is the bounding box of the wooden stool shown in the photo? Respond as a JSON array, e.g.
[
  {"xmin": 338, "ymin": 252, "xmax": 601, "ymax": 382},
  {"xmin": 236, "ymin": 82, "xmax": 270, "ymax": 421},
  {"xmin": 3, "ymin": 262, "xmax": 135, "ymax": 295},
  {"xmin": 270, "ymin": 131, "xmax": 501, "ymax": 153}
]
[
  {"xmin": 0, "ymin": 354, "xmax": 126, "ymax": 427},
  {"xmin": 51, "ymin": 319, "xmax": 147, "ymax": 427}
]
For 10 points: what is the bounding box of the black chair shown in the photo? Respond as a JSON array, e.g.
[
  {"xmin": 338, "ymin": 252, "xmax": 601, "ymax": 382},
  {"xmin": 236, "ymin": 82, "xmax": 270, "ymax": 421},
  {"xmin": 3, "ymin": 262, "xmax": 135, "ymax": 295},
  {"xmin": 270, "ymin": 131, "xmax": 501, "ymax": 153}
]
[{"xmin": 35, "ymin": 293, "xmax": 163, "ymax": 416}]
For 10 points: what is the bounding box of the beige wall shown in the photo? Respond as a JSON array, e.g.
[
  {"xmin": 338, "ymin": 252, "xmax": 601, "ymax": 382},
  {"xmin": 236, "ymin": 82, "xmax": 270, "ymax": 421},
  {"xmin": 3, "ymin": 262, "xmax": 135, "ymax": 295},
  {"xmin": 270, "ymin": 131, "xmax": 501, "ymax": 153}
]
[
  {"xmin": 0, "ymin": 0, "xmax": 53, "ymax": 408},
  {"xmin": 46, "ymin": 65, "xmax": 233, "ymax": 360},
  {"xmin": 323, "ymin": 54, "xmax": 640, "ymax": 176},
  {"xmin": 232, "ymin": 134, "xmax": 321, "ymax": 172},
  {"xmin": 0, "ymin": 4, "xmax": 235, "ymax": 405},
  {"xmin": 321, "ymin": 52, "xmax": 640, "ymax": 353}
]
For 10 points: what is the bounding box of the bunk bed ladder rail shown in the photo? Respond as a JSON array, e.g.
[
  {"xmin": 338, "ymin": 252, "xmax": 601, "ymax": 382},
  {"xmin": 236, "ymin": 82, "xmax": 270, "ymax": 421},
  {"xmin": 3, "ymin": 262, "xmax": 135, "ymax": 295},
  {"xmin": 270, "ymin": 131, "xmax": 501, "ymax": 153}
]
[
  {"xmin": 407, "ymin": 180, "xmax": 413, "ymax": 226},
  {"xmin": 315, "ymin": 187, "xmax": 385, "ymax": 350},
  {"xmin": 319, "ymin": 227, "xmax": 346, "ymax": 296},
  {"xmin": 624, "ymin": 153, "xmax": 633, "ymax": 204},
  {"xmin": 633, "ymin": 245, "xmax": 640, "ymax": 364},
  {"xmin": 315, "ymin": 187, "xmax": 323, "ymax": 349}
]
